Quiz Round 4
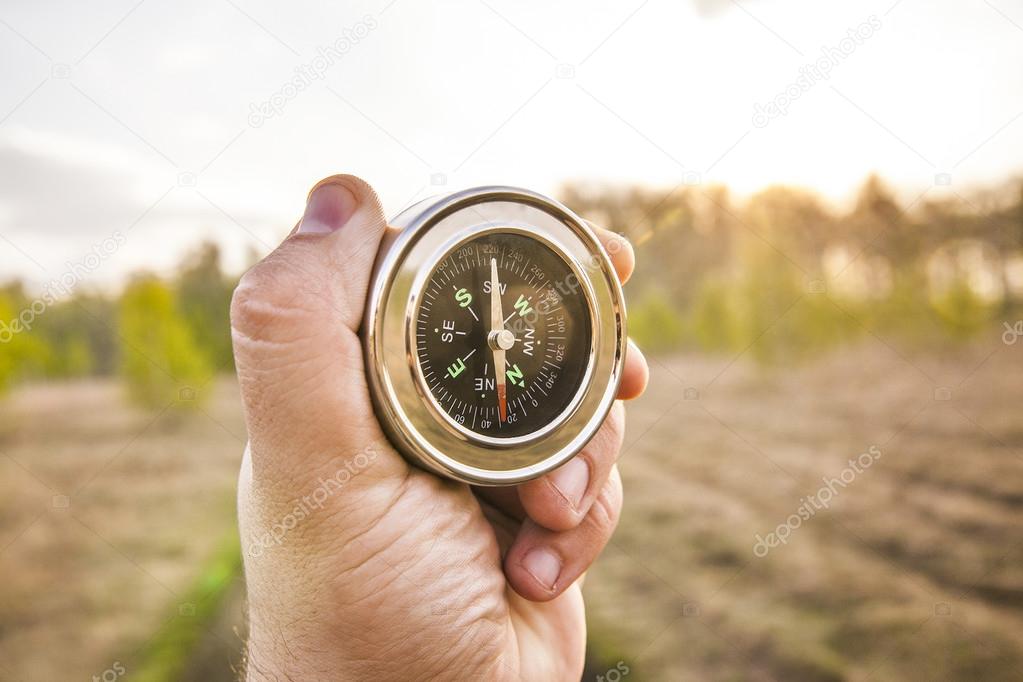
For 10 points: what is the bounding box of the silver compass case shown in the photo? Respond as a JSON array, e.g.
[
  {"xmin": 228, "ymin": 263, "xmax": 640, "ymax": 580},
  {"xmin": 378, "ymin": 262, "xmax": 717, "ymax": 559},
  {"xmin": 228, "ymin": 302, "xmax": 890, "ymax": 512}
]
[{"xmin": 362, "ymin": 186, "xmax": 626, "ymax": 486}]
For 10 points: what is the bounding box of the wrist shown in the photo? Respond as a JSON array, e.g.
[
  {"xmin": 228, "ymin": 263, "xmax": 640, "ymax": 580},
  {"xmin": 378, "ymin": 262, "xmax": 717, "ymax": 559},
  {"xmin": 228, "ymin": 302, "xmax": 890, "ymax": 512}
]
[{"xmin": 244, "ymin": 617, "xmax": 341, "ymax": 681}]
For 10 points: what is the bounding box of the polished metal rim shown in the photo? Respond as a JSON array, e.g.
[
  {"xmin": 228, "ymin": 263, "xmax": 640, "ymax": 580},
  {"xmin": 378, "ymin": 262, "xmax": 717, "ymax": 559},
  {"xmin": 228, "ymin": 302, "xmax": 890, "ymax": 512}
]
[{"xmin": 362, "ymin": 186, "xmax": 626, "ymax": 486}]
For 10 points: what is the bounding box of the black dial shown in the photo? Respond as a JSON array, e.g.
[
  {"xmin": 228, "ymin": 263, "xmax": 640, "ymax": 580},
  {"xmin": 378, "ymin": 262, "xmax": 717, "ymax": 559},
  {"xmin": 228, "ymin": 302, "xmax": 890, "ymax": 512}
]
[{"xmin": 414, "ymin": 231, "xmax": 591, "ymax": 439}]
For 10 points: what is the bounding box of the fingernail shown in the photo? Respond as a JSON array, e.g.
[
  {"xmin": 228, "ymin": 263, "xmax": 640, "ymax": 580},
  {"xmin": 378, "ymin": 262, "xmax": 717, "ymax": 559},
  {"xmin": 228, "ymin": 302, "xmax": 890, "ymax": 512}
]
[
  {"xmin": 522, "ymin": 548, "xmax": 561, "ymax": 591},
  {"xmin": 298, "ymin": 181, "xmax": 358, "ymax": 234},
  {"xmin": 549, "ymin": 456, "xmax": 589, "ymax": 511}
]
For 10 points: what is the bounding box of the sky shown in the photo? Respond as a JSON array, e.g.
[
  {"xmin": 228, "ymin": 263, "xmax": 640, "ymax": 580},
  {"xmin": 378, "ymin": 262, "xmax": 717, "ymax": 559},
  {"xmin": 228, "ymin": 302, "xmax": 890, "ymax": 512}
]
[{"xmin": 1, "ymin": 0, "xmax": 1022, "ymax": 289}]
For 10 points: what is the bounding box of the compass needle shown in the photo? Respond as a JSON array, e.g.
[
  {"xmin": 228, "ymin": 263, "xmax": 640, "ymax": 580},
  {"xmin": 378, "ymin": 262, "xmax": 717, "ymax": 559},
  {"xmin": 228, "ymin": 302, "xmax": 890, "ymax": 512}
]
[{"xmin": 490, "ymin": 258, "xmax": 508, "ymax": 423}]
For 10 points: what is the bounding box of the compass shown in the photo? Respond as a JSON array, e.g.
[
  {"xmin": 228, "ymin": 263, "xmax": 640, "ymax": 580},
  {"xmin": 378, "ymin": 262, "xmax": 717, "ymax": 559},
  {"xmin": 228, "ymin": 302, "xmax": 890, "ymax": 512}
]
[{"xmin": 363, "ymin": 187, "xmax": 626, "ymax": 486}]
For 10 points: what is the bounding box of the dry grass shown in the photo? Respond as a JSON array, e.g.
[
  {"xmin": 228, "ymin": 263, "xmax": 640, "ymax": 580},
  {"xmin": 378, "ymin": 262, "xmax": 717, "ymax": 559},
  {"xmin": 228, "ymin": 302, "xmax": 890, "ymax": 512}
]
[
  {"xmin": 585, "ymin": 335, "xmax": 1023, "ymax": 681},
  {"xmin": 0, "ymin": 379, "xmax": 246, "ymax": 682}
]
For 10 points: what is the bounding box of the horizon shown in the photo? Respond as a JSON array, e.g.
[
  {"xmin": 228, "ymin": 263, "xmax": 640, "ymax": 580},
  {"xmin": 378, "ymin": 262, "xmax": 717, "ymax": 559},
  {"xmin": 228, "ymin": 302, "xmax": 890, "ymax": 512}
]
[{"xmin": 5, "ymin": 170, "xmax": 1020, "ymax": 302}]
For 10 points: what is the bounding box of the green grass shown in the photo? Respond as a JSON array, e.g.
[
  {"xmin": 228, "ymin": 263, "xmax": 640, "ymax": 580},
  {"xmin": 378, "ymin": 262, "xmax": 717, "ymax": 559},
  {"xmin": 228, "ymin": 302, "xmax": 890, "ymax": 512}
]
[{"xmin": 130, "ymin": 532, "xmax": 243, "ymax": 682}]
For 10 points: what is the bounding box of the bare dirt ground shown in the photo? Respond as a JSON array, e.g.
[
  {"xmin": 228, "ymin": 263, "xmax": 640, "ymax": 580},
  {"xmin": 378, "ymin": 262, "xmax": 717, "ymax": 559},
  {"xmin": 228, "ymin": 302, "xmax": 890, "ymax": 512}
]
[
  {"xmin": 1, "ymin": 332, "xmax": 1021, "ymax": 681},
  {"xmin": 585, "ymin": 332, "xmax": 1023, "ymax": 681}
]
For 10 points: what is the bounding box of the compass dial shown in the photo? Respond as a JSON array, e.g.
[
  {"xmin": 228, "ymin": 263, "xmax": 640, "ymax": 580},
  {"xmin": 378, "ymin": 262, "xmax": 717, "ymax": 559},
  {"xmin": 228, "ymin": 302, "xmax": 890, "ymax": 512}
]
[{"xmin": 414, "ymin": 231, "xmax": 592, "ymax": 439}]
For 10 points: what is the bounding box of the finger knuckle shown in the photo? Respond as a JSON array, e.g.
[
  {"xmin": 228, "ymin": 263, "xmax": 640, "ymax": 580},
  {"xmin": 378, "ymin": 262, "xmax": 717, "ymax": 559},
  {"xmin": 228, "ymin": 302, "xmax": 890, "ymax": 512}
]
[
  {"xmin": 596, "ymin": 402, "xmax": 626, "ymax": 455},
  {"xmin": 230, "ymin": 268, "xmax": 279, "ymax": 339},
  {"xmin": 609, "ymin": 402, "xmax": 626, "ymax": 439},
  {"xmin": 590, "ymin": 473, "xmax": 623, "ymax": 533},
  {"xmin": 230, "ymin": 248, "xmax": 328, "ymax": 343}
]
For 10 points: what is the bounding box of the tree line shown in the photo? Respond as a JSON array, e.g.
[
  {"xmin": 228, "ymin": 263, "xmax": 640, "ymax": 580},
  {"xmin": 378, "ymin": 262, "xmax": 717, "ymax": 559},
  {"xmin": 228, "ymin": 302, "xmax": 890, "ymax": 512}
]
[
  {"xmin": 562, "ymin": 175, "xmax": 1023, "ymax": 359},
  {"xmin": 1, "ymin": 174, "xmax": 1021, "ymax": 406},
  {"xmin": 0, "ymin": 242, "xmax": 236, "ymax": 406}
]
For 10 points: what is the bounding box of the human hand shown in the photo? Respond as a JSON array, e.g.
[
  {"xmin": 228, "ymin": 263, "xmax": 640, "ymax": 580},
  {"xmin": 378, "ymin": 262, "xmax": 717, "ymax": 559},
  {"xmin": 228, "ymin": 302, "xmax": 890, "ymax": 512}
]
[{"xmin": 233, "ymin": 175, "xmax": 649, "ymax": 680}]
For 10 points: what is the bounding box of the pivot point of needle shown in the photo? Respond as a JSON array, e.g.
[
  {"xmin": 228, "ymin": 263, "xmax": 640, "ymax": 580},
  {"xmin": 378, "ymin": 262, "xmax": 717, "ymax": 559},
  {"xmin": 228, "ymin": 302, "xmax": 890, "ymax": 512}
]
[{"xmin": 488, "ymin": 329, "xmax": 515, "ymax": 351}]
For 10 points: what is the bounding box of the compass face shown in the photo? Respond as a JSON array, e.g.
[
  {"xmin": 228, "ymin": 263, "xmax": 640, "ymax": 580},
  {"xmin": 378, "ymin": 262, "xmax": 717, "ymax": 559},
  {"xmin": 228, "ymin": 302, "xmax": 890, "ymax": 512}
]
[{"xmin": 414, "ymin": 231, "xmax": 592, "ymax": 439}]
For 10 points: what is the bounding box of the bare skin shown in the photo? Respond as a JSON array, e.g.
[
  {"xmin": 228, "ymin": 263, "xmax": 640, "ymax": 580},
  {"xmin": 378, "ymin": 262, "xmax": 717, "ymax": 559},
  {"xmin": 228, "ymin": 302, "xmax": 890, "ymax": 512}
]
[{"xmin": 233, "ymin": 175, "xmax": 649, "ymax": 681}]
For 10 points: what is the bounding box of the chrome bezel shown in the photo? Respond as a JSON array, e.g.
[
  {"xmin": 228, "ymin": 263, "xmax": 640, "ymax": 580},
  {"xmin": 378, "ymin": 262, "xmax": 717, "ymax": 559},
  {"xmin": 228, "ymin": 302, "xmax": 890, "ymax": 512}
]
[{"xmin": 362, "ymin": 187, "xmax": 626, "ymax": 486}]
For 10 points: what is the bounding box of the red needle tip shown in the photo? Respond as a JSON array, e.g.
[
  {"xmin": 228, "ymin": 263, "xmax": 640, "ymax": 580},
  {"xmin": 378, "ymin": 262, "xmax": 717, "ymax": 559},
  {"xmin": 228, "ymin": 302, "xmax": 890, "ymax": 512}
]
[{"xmin": 497, "ymin": 384, "xmax": 507, "ymax": 422}]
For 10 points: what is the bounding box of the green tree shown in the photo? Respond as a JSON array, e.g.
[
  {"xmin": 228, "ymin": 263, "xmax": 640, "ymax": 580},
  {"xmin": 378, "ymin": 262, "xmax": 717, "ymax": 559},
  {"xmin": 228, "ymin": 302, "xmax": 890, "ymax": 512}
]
[
  {"xmin": 59, "ymin": 333, "xmax": 94, "ymax": 377},
  {"xmin": 629, "ymin": 288, "xmax": 687, "ymax": 353},
  {"xmin": 691, "ymin": 275, "xmax": 741, "ymax": 352},
  {"xmin": 35, "ymin": 293, "xmax": 119, "ymax": 377},
  {"xmin": 176, "ymin": 242, "xmax": 235, "ymax": 372},
  {"xmin": 119, "ymin": 276, "xmax": 212, "ymax": 409},
  {"xmin": 0, "ymin": 288, "xmax": 54, "ymax": 393},
  {"xmin": 930, "ymin": 276, "xmax": 995, "ymax": 339},
  {"xmin": 0, "ymin": 292, "xmax": 19, "ymax": 394}
]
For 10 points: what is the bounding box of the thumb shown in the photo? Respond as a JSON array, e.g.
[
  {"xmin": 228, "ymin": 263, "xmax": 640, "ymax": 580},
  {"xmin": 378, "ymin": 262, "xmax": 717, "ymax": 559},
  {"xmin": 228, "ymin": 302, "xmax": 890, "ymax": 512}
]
[{"xmin": 231, "ymin": 175, "xmax": 407, "ymax": 493}]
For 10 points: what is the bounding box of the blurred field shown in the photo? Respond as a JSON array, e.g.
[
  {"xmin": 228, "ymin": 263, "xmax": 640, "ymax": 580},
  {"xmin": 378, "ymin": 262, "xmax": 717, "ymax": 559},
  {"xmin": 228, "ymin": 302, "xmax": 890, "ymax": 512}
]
[
  {"xmin": 2, "ymin": 330, "xmax": 1022, "ymax": 680},
  {"xmin": 586, "ymin": 334, "xmax": 1023, "ymax": 681},
  {"xmin": 0, "ymin": 378, "xmax": 246, "ymax": 682}
]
